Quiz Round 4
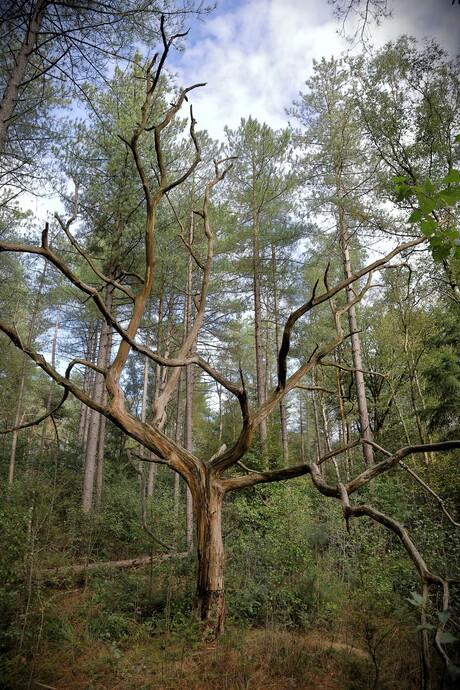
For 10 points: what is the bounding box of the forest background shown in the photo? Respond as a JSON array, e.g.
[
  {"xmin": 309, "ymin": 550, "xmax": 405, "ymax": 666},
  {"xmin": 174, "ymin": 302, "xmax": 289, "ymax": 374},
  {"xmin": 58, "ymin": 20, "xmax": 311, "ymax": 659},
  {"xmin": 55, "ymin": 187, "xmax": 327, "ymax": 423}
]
[{"xmin": 0, "ymin": 1, "xmax": 460, "ymax": 688}]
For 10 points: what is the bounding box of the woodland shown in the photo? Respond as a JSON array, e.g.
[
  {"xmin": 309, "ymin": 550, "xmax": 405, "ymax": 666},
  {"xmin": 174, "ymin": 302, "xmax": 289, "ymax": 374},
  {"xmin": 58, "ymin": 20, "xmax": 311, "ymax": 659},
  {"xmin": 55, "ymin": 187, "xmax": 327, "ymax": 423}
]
[{"xmin": 0, "ymin": 1, "xmax": 459, "ymax": 689}]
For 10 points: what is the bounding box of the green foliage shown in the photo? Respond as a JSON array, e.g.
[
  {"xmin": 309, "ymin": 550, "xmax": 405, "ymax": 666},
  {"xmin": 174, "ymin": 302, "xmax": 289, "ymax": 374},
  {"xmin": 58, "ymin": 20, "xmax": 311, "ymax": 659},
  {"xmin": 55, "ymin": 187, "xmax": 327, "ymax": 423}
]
[{"xmin": 395, "ymin": 163, "xmax": 460, "ymax": 261}]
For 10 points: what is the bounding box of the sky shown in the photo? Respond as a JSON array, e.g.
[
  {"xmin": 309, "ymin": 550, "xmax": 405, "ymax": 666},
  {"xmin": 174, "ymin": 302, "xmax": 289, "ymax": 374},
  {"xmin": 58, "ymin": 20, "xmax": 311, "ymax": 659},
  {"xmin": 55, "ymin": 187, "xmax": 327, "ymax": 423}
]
[
  {"xmin": 25, "ymin": 0, "xmax": 460, "ymax": 220},
  {"xmin": 170, "ymin": 0, "xmax": 460, "ymax": 141}
]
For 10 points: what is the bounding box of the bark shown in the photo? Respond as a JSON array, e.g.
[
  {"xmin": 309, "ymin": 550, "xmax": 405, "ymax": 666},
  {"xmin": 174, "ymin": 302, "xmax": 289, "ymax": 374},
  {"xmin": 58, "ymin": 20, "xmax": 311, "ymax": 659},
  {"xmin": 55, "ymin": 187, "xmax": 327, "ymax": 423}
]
[
  {"xmin": 184, "ymin": 210, "xmax": 196, "ymax": 549},
  {"xmin": 43, "ymin": 551, "xmax": 189, "ymax": 577},
  {"xmin": 252, "ymin": 195, "xmax": 268, "ymax": 456},
  {"xmin": 337, "ymin": 185, "xmax": 374, "ymax": 467},
  {"xmin": 194, "ymin": 478, "xmax": 226, "ymax": 637},
  {"xmin": 335, "ymin": 351, "xmax": 351, "ymax": 479},
  {"xmin": 39, "ymin": 304, "xmax": 61, "ymax": 458},
  {"xmin": 271, "ymin": 242, "xmax": 289, "ymax": 464},
  {"xmin": 82, "ymin": 288, "xmax": 113, "ymax": 512},
  {"xmin": 8, "ymin": 260, "xmax": 48, "ymax": 485},
  {"xmin": 0, "ymin": 0, "xmax": 46, "ymax": 153},
  {"xmin": 8, "ymin": 354, "xmax": 27, "ymax": 485},
  {"xmin": 311, "ymin": 368, "xmax": 323, "ymax": 465},
  {"xmin": 173, "ymin": 371, "xmax": 183, "ymax": 522},
  {"xmin": 299, "ymin": 394, "xmax": 306, "ymax": 462},
  {"xmin": 94, "ymin": 390, "xmax": 108, "ymax": 511},
  {"xmin": 139, "ymin": 317, "xmax": 157, "ymax": 499},
  {"xmin": 78, "ymin": 323, "xmax": 97, "ymax": 444}
]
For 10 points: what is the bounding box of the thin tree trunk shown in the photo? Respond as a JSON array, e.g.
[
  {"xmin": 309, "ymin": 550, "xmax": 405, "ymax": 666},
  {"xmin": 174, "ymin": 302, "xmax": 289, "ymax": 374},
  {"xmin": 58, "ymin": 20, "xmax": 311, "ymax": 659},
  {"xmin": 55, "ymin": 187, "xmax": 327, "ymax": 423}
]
[
  {"xmin": 403, "ymin": 329, "xmax": 431, "ymax": 463},
  {"xmin": 0, "ymin": 0, "xmax": 46, "ymax": 153},
  {"xmin": 8, "ymin": 354, "xmax": 27, "ymax": 485},
  {"xmin": 252, "ymin": 207, "xmax": 268, "ymax": 456},
  {"xmin": 39, "ymin": 304, "xmax": 61, "ymax": 457},
  {"xmin": 337, "ymin": 180, "xmax": 374, "ymax": 467},
  {"xmin": 78, "ymin": 323, "xmax": 97, "ymax": 445},
  {"xmin": 320, "ymin": 393, "xmax": 341, "ymax": 481},
  {"xmin": 271, "ymin": 242, "xmax": 289, "ymax": 464},
  {"xmin": 94, "ymin": 316, "xmax": 112, "ymax": 511},
  {"xmin": 139, "ymin": 313, "xmax": 157, "ymax": 499},
  {"xmin": 173, "ymin": 373, "xmax": 183, "ymax": 524},
  {"xmin": 8, "ymin": 260, "xmax": 47, "ymax": 485},
  {"xmin": 82, "ymin": 288, "xmax": 113, "ymax": 512},
  {"xmin": 335, "ymin": 350, "xmax": 351, "ymax": 480},
  {"xmin": 184, "ymin": 211, "xmax": 195, "ymax": 550},
  {"xmin": 311, "ymin": 368, "xmax": 323, "ymax": 466},
  {"xmin": 299, "ymin": 394, "xmax": 306, "ymax": 463}
]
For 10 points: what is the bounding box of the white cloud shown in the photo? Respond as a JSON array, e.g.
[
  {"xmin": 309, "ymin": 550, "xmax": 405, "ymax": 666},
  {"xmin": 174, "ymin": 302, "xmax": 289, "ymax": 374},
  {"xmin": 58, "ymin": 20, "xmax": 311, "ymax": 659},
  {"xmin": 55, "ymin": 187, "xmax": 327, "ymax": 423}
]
[
  {"xmin": 175, "ymin": 0, "xmax": 348, "ymax": 139},
  {"xmin": 172, "ymin": 0, "xmax": 459, "ymax": 142}
]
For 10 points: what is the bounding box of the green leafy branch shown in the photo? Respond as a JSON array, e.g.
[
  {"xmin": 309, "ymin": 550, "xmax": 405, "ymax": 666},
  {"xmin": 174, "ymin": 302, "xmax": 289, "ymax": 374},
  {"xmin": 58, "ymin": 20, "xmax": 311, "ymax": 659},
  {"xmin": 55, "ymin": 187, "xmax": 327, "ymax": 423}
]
[
  {"xmin": 406, "ymin": 593, "xmax": 460, "ymax": 682},
  {"xmin": 394, "ymin": 161, "xmax": 460, "ymax": 262}
]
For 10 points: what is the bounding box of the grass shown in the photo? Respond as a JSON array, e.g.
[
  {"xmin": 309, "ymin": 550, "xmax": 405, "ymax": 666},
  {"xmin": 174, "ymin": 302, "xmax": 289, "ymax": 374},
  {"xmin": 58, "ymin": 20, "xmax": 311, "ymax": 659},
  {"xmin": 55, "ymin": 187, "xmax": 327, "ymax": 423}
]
[{"xmin": 2, "ymin": 585, "xmax": 424, "ymax": 690}]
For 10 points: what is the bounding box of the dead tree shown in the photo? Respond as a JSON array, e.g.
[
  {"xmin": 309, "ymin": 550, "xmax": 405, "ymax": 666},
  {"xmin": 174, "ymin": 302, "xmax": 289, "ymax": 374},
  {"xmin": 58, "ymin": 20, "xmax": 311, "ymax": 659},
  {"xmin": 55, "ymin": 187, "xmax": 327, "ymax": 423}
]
[{"xmin": 1, "ymin": 21, "xmax": 459, "ymax": 686}]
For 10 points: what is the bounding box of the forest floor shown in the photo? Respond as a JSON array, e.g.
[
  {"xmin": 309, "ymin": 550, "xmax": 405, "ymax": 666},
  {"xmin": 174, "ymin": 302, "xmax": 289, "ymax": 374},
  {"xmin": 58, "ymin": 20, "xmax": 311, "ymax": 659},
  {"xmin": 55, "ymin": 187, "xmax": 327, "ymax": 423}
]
[
  {"xmin": 29, "ymin": 629, "xmax": 366, "ymax": 690},
  {"xmin": 8, "ymin": 585, "xmax": 422, "ymax": 690}
]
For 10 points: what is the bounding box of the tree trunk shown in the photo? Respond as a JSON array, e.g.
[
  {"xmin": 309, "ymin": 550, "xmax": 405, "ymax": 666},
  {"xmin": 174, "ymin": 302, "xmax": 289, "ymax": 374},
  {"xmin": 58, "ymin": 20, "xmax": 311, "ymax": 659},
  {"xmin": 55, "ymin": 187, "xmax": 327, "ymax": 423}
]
[
  {"xmin": 184, "ymin": 213, "xmax": 195, "ymax": 549},
  {"xmin": 194, "ymin": 479, "xmax": 226, "ymax": 638},
  {"xmin": 271, "ymin": 241, "xmax": 289, "ymax": 464},
  {"xmin": 8, "ymin": 260, "xmax": 48, "ymax": 485},
  {"xmin": 78, "ymin": 323, "xmax": 97, "ymax": 445},
  {"xmin": 8, "ymin": 354, "xmax": 27, "ymax": 485},
  {"xmin": 82, "ymin": 288, "xmax": 113, "ymax": 512},
  {"xmin": 0, "ymin": 0, "xmax": 46, "ymax": 153},
  {"xmin": 311, "ymin": 367, "xmax": 323, "ymax": 466},
  {"xmin": 337, "ymin": 181, "xmax": 374, "ymax": 468},
  {"xmin": 252, "ymin": 208, "xmax": 268, "ymax": 457},
  {"xmin": 39, "ymin": 304, "xmax": 61, "ymax": 458}
]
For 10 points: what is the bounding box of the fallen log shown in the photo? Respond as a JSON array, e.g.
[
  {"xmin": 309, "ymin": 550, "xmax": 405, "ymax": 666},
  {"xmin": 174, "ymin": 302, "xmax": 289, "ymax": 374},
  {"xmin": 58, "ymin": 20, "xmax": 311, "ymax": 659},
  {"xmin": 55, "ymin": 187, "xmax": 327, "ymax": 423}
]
[{"xmin": 41, "ymin": 550, "xmax": 190, "ymax": 578}]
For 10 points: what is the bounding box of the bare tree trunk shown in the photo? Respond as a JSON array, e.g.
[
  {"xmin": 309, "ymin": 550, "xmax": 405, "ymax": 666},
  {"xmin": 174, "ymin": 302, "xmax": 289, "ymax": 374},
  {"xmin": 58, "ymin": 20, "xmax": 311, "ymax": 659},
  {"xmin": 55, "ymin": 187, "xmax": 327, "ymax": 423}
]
[
  {"xmin": 173, "ymin": 373, "xmax": 183, "ymax": 524},
  {"xmin": 94, "ymin": 317, "xmax": 112, "ymax": 511},
  {"xmin": 8, "ymin": 260, "xmax": 47, "ymax": 485},
  {"xmin": 39, "ymin": 304, "xmax": 61, "ymax": 457},
  {"xmin": 252, "ymin": 207, "xmax": 268, "ymax": 456},
  {"xmin": 138, "ymin": 314, "xmax": 157, "ymax": 499},
  {"xmin": 311, "ymin": 368, "xmax": 323, "ymax": 466},
  {"xmin": 335, "ymin": 350, "xmax": 351, "ymax": 480},
  {"xmin": 320, "ymin": 392, "xmax": 341, "ymax": 481},
  {"xmin": 82, "ymin": 288, "xmax": 113, "ymax": 512},
  {"xmin": 78, "ymin": 323, "xmax": 97, "ymax": 445},
  {"xmin": 184, "ymin": 211, "xmax": 195, "ymax": 550},
  {"xmin": 8, "ymin": 354, "xmax": 27, "ymax": 485},
  {"xmin": 194, "ymin": 479, "xmax": 225, "ymax": 637},
  {"xmin": 337, "ymin": 183, "xmax": 374, "ymax": 468},
  {"xmin": 0, "ymin": 0, "xmax": 46, "ymax": 153},
  {"xmin": 299, "ymin": 394, "xmax": 306, "ymax": 463},
  {"xmin": 271, "ymin": 242, "xmax": 289, "ymax": 464}
]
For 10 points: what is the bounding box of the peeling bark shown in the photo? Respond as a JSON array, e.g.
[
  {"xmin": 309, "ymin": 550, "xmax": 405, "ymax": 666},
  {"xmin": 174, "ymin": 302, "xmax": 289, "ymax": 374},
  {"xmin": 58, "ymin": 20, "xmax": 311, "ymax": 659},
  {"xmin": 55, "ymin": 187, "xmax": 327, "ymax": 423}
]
[{"xmin": 194, "ymin": 477, "xmax": 226, "ymax": 637}]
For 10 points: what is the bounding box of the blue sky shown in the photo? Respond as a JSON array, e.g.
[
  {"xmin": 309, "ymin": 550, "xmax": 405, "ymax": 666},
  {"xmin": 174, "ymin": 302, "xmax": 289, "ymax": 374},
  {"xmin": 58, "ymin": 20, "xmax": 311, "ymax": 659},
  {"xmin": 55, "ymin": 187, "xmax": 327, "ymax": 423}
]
[
  {"xmin": 169, "ymin": 0, "xmax": 460, "ymax": 141},
  {"xmin": 25, "ymin": 0, "xmax": 459, "ymax": 221}
]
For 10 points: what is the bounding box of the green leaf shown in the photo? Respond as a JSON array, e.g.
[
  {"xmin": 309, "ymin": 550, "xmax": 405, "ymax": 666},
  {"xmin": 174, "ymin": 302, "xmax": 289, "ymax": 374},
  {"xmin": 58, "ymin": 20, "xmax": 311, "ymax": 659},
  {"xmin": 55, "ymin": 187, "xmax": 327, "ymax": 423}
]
[
  {"xmin": 418, "ymin": 195, "xmax": 437, "ymax": 215},
  {"xmin": 441, "ymin": 230, "xmax": 460, "ymax": 242},
  {"xmin": 406, "ymin": 592, "xmax": 423, "ymax": 607},
  {"xmin": 431, "ymin": 244, "xmax": 451, "ymax": 262},
  {"xmin": 423, "ymin": 178, "xmax": 436, "ymax": 194},
  {"xmin": 437, "ymin": 610, "xmax": 451, "ymax": 624},
  {"xmin": 438, "ymin": 632, "xmax": 459, "ymax": 644},
  {"xmin": 420, "ymin": 219, "xmax": 436, "ymax": 237},
  {"xmin": 448, "ymin": 664, "xmax": 460, "ymax": 681},
  {"xmin": 408, "ymin": 209, "xmax": 423, "ymax": 223},
  {"xmin": 442, "ymin": 169, "xmax": 460, "ymax": 184},
  {"xmin": 416, "ymin": 624, "xmax": 436, "ymax": 632},
  {"xmin": 439, "ymin": 189, "xmax": 460, "ymax": 205}
]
